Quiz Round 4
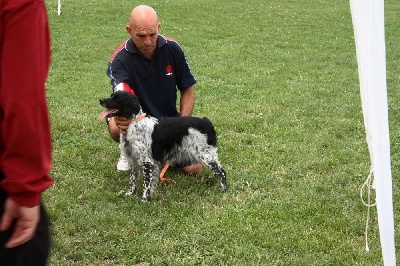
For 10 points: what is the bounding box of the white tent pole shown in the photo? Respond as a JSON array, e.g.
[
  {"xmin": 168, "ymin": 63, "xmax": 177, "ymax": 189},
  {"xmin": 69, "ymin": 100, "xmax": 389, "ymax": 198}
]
[
  {"xmin": 58, "ymin": 0, "xmax": 61, "ymax": 16},
  {"xmin": 349, "ymin": 0, "xmax": 396, "ymax": 265}
]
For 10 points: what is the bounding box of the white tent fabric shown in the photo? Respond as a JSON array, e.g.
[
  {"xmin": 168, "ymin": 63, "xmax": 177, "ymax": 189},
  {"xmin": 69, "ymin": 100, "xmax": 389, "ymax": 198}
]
[{"xmin": 349, "ymin": 0, "xmax": 396, "ymax": 265}]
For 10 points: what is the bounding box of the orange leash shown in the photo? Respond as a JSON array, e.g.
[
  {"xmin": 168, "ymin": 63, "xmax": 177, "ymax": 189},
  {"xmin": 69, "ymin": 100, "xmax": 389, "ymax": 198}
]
[{"xmin": 159, "ymin": 162, "xmax": 176, "ymax": 183}]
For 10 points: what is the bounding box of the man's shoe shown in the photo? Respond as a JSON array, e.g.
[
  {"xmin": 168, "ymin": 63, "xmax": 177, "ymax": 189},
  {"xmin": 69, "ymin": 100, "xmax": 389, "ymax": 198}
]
[{"xmin": 117, "ymin": 154, "xmax": 130, "ymax": 171}]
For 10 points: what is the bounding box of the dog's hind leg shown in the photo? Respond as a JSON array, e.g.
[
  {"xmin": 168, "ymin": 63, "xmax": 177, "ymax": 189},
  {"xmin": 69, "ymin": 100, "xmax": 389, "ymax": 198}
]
[
  {"xmin": 209, "ymin": 161, "xmax": 227, "ymax": 192},
  {"xmin": 196, "ymin": 144, "xmax": 227, "ymax": 192},
  {"xmin": 199, "ymin": 151, "xmax": 227, "ymax": 192},
  {"xmin": 125, "ymin": 166, "xmax": 139, "ymax": 196},
  {"xmin": 141, "ymin": 161, "xmax": 156, "ymax": 203}
]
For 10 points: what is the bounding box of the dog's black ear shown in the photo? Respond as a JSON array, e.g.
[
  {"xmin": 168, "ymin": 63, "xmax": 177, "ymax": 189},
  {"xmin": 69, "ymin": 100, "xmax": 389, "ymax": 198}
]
[
  {"xmin": 116, "ymin": 91, "xmax": 141, "ymax": 118},
  {"xmin": 128, "ymin": 94, "xmax": 141, "ymax": 116}
]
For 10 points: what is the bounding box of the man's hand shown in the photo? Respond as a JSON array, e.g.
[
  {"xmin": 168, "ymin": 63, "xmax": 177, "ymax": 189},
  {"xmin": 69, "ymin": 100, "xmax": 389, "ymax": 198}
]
[
  {"xmin": 0, "ymin": 198, "xmax": 40, "ymax": 248},
  {"xmin": 114, "ymin": 116, "xmax": 132, "ymax": 134}
]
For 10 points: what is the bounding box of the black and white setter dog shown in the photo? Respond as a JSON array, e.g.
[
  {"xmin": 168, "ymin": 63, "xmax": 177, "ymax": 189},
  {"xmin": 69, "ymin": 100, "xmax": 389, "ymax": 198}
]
[{"xmin": 99, "ymin": 91, "xmax": 227, "ymax": 202}]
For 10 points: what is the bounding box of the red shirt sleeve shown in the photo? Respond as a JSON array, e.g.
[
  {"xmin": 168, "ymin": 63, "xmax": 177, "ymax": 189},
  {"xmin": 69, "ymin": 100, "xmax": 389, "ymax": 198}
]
[{"xmin": 0, "ymin": 2, "xmax": 54, "ymax": 207}]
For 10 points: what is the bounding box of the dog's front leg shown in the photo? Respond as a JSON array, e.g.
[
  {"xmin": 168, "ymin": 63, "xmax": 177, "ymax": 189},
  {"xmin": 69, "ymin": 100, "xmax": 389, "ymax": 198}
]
[
  {"xmin": 125, "ymin": 166, "xmax": 139, "ymax": 196},
  {"xmin": 141, "ymin": 161, "xmax": 155, "ymax": 203}
]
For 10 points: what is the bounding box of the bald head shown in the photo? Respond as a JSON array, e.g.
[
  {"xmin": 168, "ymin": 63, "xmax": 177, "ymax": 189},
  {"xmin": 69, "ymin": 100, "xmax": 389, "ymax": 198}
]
[
  {"xmin": 126, "ymin": 5, "xmax": 161, "ymax": 59},
  {"xmin": 129, "ymin": 5, "xmax": 159, "ymax": 30}
]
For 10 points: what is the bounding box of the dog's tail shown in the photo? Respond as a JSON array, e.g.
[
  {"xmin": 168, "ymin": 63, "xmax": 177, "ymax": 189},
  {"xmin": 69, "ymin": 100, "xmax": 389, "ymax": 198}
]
[{"xmin": 202, "ymin": 117, "xmax": 217, "ymax": 146}]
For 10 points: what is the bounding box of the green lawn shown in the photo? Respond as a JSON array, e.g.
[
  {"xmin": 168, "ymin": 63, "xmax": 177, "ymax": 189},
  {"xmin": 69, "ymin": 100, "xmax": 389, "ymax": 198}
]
[{"xmin": 44, "ymin": 0, "xmax": 400, "ymax": 265}]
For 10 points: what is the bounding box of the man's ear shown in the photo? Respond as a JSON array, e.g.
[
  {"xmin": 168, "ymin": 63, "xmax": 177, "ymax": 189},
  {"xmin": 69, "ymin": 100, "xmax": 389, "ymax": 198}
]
[{"xmin": 126, "ymin": 25, "xmax": 132, "ymax": 35}]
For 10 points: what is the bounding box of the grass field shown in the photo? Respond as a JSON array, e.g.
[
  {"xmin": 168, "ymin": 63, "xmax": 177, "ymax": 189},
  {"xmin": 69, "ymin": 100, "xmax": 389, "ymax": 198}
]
[{"xmin": 44, "ymin": 0, "xmax": 399, "ymax": 265}]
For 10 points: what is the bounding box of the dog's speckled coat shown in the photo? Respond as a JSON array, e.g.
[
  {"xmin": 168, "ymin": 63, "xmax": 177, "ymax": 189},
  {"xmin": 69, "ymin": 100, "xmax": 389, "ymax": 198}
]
[{"xmin": 100, "ymin": 91, "xmax": 227, "ymax": 202}]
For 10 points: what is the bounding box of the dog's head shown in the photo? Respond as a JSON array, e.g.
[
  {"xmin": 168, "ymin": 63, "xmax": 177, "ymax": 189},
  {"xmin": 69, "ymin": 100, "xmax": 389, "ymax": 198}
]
[{"xmin": 99, "ymin": 91, "xmax": 141, "ymax": 119}]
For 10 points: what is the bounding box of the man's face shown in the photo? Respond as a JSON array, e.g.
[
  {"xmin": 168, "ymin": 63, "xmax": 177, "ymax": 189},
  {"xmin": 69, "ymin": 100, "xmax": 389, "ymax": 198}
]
[{"xmin": 127, "ymin": 23, "xmax": 160, "ymax": 60}]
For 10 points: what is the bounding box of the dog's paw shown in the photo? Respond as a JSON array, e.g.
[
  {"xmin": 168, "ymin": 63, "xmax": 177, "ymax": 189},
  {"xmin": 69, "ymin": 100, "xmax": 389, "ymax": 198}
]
[
  {"xmin": 125, "ymin": 190, "xmax": 134, "ymax": 196},
  {"xmin": 220, "ymin": 184, "xmax": 227, "ymax": 192},
  {"xmin": 140, "ymin": 196, "xmax": 151, "ymax": 203}
]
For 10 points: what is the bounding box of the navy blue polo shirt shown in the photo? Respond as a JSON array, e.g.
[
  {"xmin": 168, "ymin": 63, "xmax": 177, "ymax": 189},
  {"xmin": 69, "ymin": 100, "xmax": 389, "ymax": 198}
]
[{"xmin": 107, "ymin": 35, "xmax": 196, "ymax": 119}]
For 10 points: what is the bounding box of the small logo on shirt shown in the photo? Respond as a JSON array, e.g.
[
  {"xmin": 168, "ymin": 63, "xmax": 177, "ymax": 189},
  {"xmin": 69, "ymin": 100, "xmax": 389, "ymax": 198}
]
[{"xmin": 166, "ymin": 65, "xmax": 173, "ymax": 76}]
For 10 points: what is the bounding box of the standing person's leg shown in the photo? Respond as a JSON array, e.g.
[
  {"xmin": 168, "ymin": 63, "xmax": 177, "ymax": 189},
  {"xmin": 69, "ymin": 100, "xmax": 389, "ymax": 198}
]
[
  {"xmin": 0, "ymin": 0, "xmax": 52, "ymax": 265},
  {"xmin": 0, "ymin": 185, "xmax": 51, "ymax": 266}
]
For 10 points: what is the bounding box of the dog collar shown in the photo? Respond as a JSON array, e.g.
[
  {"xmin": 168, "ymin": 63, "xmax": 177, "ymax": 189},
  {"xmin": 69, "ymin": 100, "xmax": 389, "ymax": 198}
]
[{"xmin": 133, "ymin": 113, "xmax": 147, "ymax": 122}]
